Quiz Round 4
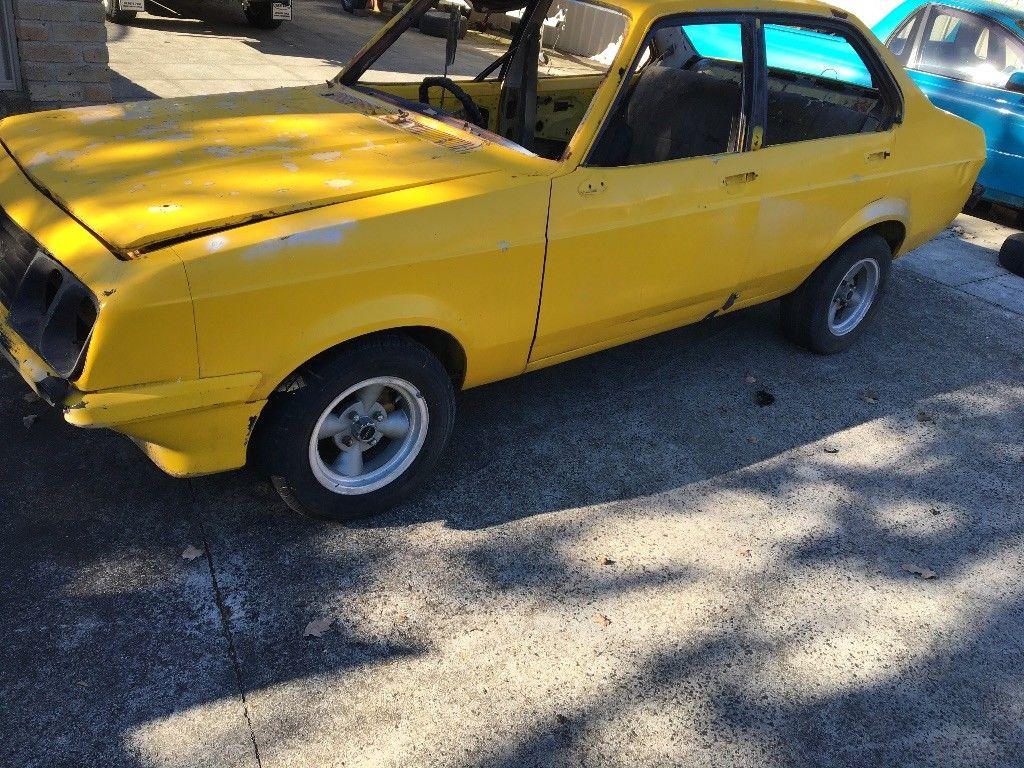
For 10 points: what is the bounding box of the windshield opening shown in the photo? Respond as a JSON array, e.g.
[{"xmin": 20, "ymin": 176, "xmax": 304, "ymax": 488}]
[{"xmin": 339, "ymin": 0, "xmax": 628, "ymax": 160}]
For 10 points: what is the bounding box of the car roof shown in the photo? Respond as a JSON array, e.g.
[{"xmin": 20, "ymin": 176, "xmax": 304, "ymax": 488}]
[
  {"xmin": 589, "ymin": 0, "xmax": 854, "ymax": 22},
  {"xmin": 883, "ymin": 0, "xmax": 1024, "ymax": 31}
]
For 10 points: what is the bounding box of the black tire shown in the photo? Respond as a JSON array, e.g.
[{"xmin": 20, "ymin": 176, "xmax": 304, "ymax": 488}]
[
  {"xmin": 999, "ymin": 233, "xmax": 1024, "ymax": 277},
  {"xmin": 418, "ymin": 9, "xmax": 468, "ymax": 39},
  {"xmin": 245, "ymin": 3, "xmax": 283, "ymax": 29},
  {"xmin": 779, "ymin": 233, "xmax": 892, "ymax": 355},
  {"xmin": 253, "ymin": 334, "xmax": 456, "ymax": 522},
  {"xmin": 102, "ymin": 0, "xmax": 137, "ymax": 23}
]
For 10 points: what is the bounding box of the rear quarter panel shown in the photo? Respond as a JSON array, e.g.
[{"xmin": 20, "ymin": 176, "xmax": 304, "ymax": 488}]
[{"xmin": 890, "ymin": 95, "xmax": 986, "ymax": 253}]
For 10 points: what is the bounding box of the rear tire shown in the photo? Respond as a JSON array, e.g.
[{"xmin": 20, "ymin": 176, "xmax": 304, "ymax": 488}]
[
  {"xmin": 779, "ymin": 233, "xmax": 892, "ymax": 355},
  {"xmin": 254, "ymin": 334, "xmax": 456, "ymax": 522}
]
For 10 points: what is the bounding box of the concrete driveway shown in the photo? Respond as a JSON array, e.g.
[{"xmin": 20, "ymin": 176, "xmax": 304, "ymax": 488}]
[
  {"xmin": 2, "ymin": 210, "xmax": 1023, "ymax": 767},
  {"xmin": 5, "ymin": 5, "xmax": 1024, "ymax": 765},
  {"xmin": 105, "ymin": 0, "xmax": 588, "ymax": 100}
]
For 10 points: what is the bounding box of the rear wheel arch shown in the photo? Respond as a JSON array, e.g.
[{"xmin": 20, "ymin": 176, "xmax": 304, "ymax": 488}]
[
  {"xmin": 828, "ymin": 197, "xmax": 910, "ymax": 262},
  {"xmin": 863, "ymin": 220, "xmax": 906, "ymax": 257}
]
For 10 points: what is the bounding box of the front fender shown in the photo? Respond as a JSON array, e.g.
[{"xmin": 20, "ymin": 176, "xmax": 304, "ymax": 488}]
[{"xmin": 168, "ymin": 173, "xmax": 549, "ymax": 400}]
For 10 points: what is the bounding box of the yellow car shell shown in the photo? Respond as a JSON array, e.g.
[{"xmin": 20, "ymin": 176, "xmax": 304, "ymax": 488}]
[{"xmin": 0, "ymin": 0, "xmax": 984, "ymax": 489}]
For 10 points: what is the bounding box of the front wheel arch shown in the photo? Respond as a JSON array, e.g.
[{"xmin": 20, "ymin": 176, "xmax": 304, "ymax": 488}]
[
  {"xmin": 246, "ymin": 326, "xmax": 466, "ymax": 465},
  {"xmin": 272, "ymin": 326, "xmax": 467, "ymax": 395}
]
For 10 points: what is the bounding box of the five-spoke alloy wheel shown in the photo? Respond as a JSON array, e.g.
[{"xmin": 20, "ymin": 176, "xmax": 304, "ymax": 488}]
[
  {"xmin": 309, "ymin": 377, "xmax": 429, "ymax": 495},
  {"xmin": 254, "ymin": 334, "xmax": 455, "ymax": 521},
  {"xmin": 780, "ymin": 233, "xmax": 892, "ymax": 355}
]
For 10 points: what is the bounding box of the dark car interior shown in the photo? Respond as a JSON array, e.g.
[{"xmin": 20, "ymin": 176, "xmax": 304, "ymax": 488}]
[{"xmin": 590, "ymin": 22, "xmax": 891, "ymax": 167}]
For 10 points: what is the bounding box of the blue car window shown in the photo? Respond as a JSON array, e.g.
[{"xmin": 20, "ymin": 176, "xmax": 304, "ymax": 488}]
[
  {"xmin": 887, "ymin": 10, "xmax": 924, "ymax": 64},
  {"xmin": 916, "ymin": 10, "xmax": 1024, "ymax": 89}
]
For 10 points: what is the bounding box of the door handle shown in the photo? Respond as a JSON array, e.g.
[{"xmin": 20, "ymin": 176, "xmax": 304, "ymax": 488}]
[
  {"xmin": 578, "ymin": 180, "xmax": 607, "ymax": 196},
  {"xmin": 722, "ymin": 171, "xmax": 758, "ymax": 186},
  {"xmin": 866, "ymin": 150, "xmax": 892, "ymax": 162}
]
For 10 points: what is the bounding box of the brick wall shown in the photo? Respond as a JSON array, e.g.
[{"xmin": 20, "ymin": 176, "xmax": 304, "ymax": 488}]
[{"xmin": 11, "ymin": 0, "xmax": 112, "ymax": 110}]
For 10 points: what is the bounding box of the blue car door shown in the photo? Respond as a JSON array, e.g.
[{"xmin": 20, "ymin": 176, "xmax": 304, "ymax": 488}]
[{"xmin": 903, "ymin": 5, "xmax": 1024, "ymax": 206}]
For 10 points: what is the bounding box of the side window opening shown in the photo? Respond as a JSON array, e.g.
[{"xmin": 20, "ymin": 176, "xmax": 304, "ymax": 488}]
[
  {"xmin": 762, "ymin": 21, "xmax": 894, "ymax": 148},
  {"xmin": 588, "ymin": 20, "xmax": 748, "ymax": 167}
]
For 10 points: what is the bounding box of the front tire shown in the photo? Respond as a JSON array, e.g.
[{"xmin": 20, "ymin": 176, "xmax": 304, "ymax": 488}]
[
  {"xmin": 779, "ymin": 233, "xmax": 892, "ymax": 355},
  {"xmin": 254, "ymin": 334, "xmax": 456, "ymax": 522}
]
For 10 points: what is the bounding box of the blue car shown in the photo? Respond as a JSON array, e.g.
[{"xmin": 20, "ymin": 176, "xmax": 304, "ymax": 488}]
[{"xmin": 873, "ymin": 1, "xmax": 1024, "ymax": 210}]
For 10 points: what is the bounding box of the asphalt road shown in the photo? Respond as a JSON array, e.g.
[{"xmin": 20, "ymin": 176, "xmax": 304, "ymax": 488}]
[{"xmin": 2, "ymin": 213, "xmax": 1023, "ymax": 767}]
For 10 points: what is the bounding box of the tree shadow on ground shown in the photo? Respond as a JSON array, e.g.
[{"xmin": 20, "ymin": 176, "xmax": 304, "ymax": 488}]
[{"xmin": 1, "ymin": 261, "xmax": 1022, "ymax": 765}]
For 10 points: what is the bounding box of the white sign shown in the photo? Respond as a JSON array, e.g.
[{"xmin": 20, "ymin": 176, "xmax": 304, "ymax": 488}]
[
  {"xmin": 272, "ymin": 2, "xmax": 291, "ymax": 20},
  {"xmin": 119, "ymin": 0, "xmax": 145, "ymax": 11}
]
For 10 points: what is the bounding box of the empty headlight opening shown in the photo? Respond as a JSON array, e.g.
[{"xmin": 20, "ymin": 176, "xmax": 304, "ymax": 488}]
[{"xmin": 9, "ymin": 252, "xmax": 99, "ymax": 379}]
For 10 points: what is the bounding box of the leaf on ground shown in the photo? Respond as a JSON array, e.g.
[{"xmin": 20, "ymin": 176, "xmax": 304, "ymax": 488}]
[
  {"xmin": 22, "ymin": 414, "xmax": 37, "ymax": 429},
  {"xmin": 180, "ymin": 544, "xmax": 204, "ymax": 561},
  {"xmin": 901, "ymin": 563, "xmax": 937, "ymax": 580},
  {"xmin": 593, "ymin": 612, "xmax": 611, "ymax": 627},
  {"xmin": 823, "ymin": 444, "xmax": 840, "ymax": 454},
  {"xmin": 555, "ymin": 713, "xmax": 570, "ymax": 726},
  {"xmin": 860, "ymin": 389, "xmax": 879, "ymax": 404},
  {"xmin": 304, "ymin": 616, "xmax": 334, "ymax": 638},
  {"xmin": 746, "ymin": 435, "xmax": 759, "ymax": 445},
  {"xmin": 755, "ymin": 390, "xmax": 776, "ymax": 407},
  {"xmin": 23, "ymin": 391, "xmax": 39, "ymax": 403},
  {"xmin": 736, "ymin": 548, "xmax": 752, "ymax": 558},
  {"xmin": 916, "ymin": 410, "xmax": 936, "ymax": 424},
  {"xmin": 598, "ymin": 555, "xmax": 615, "ymax": 566},
  {"xmin": 744, "ymin": 374, "xmax": 758, "ymax": 385}
]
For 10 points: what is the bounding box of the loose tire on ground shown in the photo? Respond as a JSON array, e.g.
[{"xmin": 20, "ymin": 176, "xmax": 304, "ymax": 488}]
[
  {"xmin": 779, "ymin": 232, "xmax": 892, "ymax": 355},
  {"xmin": 244, "ymin": 3, "xmax": 283, "ymax": 29},
  {"xmin": 999, "ymin": 233, "xmax": 1024, "ymax": 277},
  {"xmin": 253, "ymin": 334, "xmax": 456, "ymax": 522}
]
